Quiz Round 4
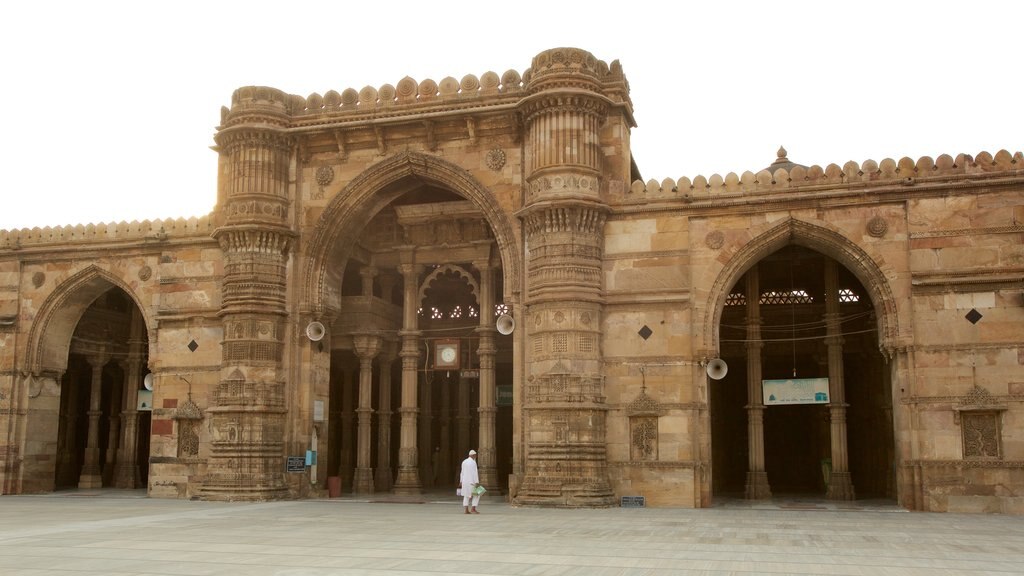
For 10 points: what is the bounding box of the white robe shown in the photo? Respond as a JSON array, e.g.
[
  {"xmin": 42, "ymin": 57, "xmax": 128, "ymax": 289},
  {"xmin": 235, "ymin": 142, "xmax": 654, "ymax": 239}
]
[{"xmin": 460, "ymin": 456, "xmax": 479, "ymax": 505}]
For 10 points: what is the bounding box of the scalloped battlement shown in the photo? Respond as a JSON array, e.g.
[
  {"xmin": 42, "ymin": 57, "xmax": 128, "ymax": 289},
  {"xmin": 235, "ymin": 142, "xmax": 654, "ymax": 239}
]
[
  {"xmin": 628, "ymin": 150, "xmax": 1023, "ymax": 201},
  {"xmin": 224, "ymin": 47, "xmax": 630, "ymax": 123},
  {"xmin": 0, "ymin": 215, "xmax": 214, "ymax": 249}
]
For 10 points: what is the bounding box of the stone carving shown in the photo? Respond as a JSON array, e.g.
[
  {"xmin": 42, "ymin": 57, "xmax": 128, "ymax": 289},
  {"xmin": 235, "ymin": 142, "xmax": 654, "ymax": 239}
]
[
  {"xmin": 955, "ymin": 385, "xmax": 1006, "ymax": 460},
  {"xmin": 315, "ymin": 165, "xmax": 334, "ymax": 187},
  {"xmin": 961, "ymin": 412, "xmax": 1000, "ymax": 459},
  {"xmin": 485, "ymin": 149, "xmax": 506, "ymax": 171},
  {"xmin": 705, "ymin": 230, "xmax": 725, "ymax": 250},
  {"xmin": 631, "ymin": 418, "xmax": 658, "ymax": 461},
  {"xmin": 138, "ymin": 265, "xmax": 152, "ymax": 281},
  {"xmin": 31, "ymin": 271, "xmax": 45, "ymax": 288},
  {"xmin": 867, "ymin": 216, "xmax": 888, "ymax": 238},
  {"xmin": 174, "ymin": 398, "xmax": 203, "ymax": 458}
]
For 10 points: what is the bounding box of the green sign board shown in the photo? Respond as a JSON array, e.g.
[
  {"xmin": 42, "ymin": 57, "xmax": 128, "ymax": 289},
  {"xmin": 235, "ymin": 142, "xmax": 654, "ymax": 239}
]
[{"xmin": 497, "ymin": 385, "xmax": 513, "ymax": 406}]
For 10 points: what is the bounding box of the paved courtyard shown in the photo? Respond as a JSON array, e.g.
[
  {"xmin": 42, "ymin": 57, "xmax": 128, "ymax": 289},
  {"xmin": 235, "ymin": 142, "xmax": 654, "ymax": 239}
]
[{"xmin": 1, "ymin": 491, "xmax": 1022, "ymax": 575}]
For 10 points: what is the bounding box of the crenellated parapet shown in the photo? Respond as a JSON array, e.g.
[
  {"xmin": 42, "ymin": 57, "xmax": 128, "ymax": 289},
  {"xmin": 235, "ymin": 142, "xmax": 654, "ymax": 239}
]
[
  {"xmin": 219, "ymin": 47, "xmax": 632, "ymax": 130},
  {"xmin": 627, "ymin": 149, "xmax": 1023, "ymax": 202},
  {"xmin": 0, "ymin": 216, "xmax": 214, "ymax": 249}
]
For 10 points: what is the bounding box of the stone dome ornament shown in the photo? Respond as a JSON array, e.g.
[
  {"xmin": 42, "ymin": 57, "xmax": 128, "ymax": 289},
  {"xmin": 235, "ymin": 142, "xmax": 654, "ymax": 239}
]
[
  {"xmin": 315, "ymin": 165, "xmax": 335, "ymax": 187},
  {"xmin": 705, "ymin": 230, "xmax": 725, "ymax": 250},
  {"xmin": 485, "ymin": 148, "xmax": 506, "ymax": 171},
  {"xmin": 867, "ymin": 216, "xmax": 888, "ymax": 238}
]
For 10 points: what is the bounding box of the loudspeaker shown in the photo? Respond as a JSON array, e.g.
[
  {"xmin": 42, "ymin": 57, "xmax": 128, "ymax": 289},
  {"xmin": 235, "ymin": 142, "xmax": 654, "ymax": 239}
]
[
  {"xmin": 496, "ymin": 314, "xmax": 515, "ymax": 335},
  {"xmin": 306, "ymin": 321, "xmax": 326, "ymax": 341},
  {"xmin": 143, "ymin": 373, "xmax": 154, "ymax": 391},
  {"xmin": 706, "ymin": 358, "xmax": 728, "ymax": 380}
]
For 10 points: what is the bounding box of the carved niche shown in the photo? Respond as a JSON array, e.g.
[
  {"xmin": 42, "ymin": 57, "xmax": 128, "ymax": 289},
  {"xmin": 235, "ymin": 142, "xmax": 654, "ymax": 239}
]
[
  {"xmin": 954, "ymin": 385, "xmax": 1005, "ymax": 460},
  {"xmin": 626, "ymin": 385, "xmax": 663, "ymax": 461}
]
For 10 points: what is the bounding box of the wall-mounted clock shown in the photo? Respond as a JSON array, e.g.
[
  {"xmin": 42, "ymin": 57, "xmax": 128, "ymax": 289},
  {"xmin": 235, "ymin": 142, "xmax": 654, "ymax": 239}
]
[{"xmin": 435, "ymin": 340, "xmax": 460, "ymax": 369}]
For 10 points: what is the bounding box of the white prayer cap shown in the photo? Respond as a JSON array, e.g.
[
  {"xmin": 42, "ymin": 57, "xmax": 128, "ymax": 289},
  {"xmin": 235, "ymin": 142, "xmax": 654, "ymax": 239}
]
[{"xmin": 469, "ymin": 449, "xmax": 477, "ymax": 455}]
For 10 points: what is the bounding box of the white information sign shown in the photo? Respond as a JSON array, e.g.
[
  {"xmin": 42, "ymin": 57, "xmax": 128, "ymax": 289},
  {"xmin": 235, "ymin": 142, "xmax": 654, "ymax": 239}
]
[{"xmin": 762, "ymin": 378, "xmax": 830, "ymax": 405}]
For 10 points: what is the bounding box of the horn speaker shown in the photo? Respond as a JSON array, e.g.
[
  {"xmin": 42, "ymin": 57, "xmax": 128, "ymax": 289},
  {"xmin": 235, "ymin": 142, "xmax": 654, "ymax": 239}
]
[
  {"xmin": 496, "ymin": 313, "xmax": 515, "ymax": 335},
  {"xmin": 706, "ymin": 358, "xmax": 728, "ymax": 380},
  {"xmin": 305, "ymin": 321, "xmax": 326, "ymax": 342}
]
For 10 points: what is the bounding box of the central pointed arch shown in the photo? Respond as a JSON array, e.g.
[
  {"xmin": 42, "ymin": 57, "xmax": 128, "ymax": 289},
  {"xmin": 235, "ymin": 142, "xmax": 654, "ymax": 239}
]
[
  {"xmin": 303, "ymin": 152, "xmax": 522, "ymax": 313},
  {"xmin": 701, "ymin": 216, "xmax": 901, "ymax": 356}
]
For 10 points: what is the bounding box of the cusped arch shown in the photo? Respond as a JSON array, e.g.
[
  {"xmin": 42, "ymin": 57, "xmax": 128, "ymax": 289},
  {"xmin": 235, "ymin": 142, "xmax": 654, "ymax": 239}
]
[
  {"xmin": 418, "ymin": 264, "xmax": 480, "ymax": 303},
  {"xmin": 701, "ymin": 217, "xmax": 900, "ymax": 355},
  {"xmin": 303, "ymin": 151, "xmax": 522, "ymax": 313},
  {"xmin": 26, "ymin": 264, "xmax": 153, "ymax": 375}
]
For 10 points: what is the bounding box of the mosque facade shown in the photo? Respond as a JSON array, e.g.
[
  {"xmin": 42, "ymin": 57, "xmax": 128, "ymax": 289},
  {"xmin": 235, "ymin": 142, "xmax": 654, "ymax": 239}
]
[{"xmin": 1, "ymin": 47, "xmax": 1022, "ymax": 512}]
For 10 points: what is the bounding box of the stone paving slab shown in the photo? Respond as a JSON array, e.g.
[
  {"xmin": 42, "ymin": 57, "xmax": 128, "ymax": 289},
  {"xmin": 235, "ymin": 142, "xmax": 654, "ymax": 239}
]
[{"xmin": 1, "ymin": 492, "xmax": 1022, "ymax": 575}]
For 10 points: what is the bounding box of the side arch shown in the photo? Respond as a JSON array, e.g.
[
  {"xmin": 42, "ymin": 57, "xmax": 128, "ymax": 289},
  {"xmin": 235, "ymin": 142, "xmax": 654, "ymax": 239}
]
[
  {"xmin": 26, "ymin": 264, "xmax": 154, "ymax": 375},
  {"xmin": 700, "ymin": 216, "xmax": 901, "ymax": 356},
  {"xmin": 303, "ymin": 151, "xmax": 522, "ymax": 314}
]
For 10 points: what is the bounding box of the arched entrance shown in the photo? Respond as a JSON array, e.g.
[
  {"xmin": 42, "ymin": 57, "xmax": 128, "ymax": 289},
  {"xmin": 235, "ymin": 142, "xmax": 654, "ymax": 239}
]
[
  {"xmin": 711, "ymin": 245, "xmax": 895, "ymax": 500},
  {"xmin": 305, "ymin": 153, "xmax": 521, "ymax": 496},
  {"xmin": 21, "ymin": 269, "xmax": 151, "ymax": 493}
]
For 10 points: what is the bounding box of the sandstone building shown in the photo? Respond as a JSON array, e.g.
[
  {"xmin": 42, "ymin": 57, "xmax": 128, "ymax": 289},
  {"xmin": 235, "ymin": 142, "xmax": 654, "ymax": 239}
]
[{"xmin": 1, "ymin": 47, "xmax": 1021, "ymax": 512}]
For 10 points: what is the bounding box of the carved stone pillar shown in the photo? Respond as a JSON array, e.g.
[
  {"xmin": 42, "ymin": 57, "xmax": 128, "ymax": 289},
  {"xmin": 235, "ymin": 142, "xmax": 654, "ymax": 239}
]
[
  {"xmin": 475, "ymin": 261, "xmax": 498, "ymax": 490},
  {"xmin": 515, "ymin": 48, "xmax": 615, "ymax": 506},
  {"xmin": 205, "ymin": 99, "xmax": 293, "ymax": 500},
  {"xmin": 418, "ymin": 366, "xmax": 433, "ymax": 486},
  {"xmin": 78, "ymin": 352, "xmax": 108, "ymax": 489},
  {"xmin": 439, "ymin": 372, "xmax": 452, "ymax": 485},
  {"xmin": 352, "ymin": 334, "xmax": 381, "ymax": 494},
  {"xmin": 393, "ymin": 262, "xmax": 423, "ymax": 494},
  {"xmin": 340, "ymin": 367, "xmax": 355, "ymax": 491},
  {"xmin": 374, "ymin": 346, "xmax": 395, "ymax": 492},
  {"xmin": 457, "ymin": 371, "xmax": 471, "ymax": 462},
  {"xmin": 744, "ymin": 268, "xmax": 772, "ymax": 499},
  {"xmin": 103, "ymin": 363, "xmax": 123, "ymax": 485},
  {"xmin": 824, "ymin": 260, "xmax": 856, "ymax": 500},
  {"xmin": 115, "ymin": 309, "xmax": 144, "ymax": 488}
]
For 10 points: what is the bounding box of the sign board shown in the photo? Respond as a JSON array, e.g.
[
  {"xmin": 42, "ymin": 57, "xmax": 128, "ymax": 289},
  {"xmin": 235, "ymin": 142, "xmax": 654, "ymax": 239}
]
[
  {"xmin": 286, "ymin": 456, "xmax": 306, "ymax": 473},
  {"xmin": 313, "ymin": 400, "xmax": 324, "ymax": 422},
  {"xmin": 621, "ymin": 495, "xmax": 646, "ymax": 508},
  {"xmin": 497, "ymin": 385, "xmax": 513, "ymax": 407},
  {"xmin": 137, "ymin": 389, "xmax": 153, "ymax": 411},
  {"xmin": 461, "ymin": 369, "xmax": 480, "ymax": 379},
  {"xmin": 763, "ymin": 378, "xmax": 829, "ymax": 405}
]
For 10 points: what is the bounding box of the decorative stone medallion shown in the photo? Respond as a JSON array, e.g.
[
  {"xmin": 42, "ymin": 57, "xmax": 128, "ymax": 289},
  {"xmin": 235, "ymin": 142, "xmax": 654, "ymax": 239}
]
[
  {"xmin": 138, "ymin": 265, "xmax": 152, "ymax": 281},
  {"xmin": 867, "ymin": 216, "xmax": 888, "ymax": 238},
  {"xmin": 315, "ymin": 165, "xmax": 335, "ymax": 187},
  {"xmin": 485, "ymin": 148, "xmax": 506, "ymax": 171},
  {"xmin": 554, "ymin": 311, "xmax": 565, "ymax": 324},
  {"xmin": 31, "ymin": 271, "xmax": 45, "ymax": 288},
  {"xmin": 705, "ymin": 230, "xmax": 725, "ymax": 250}
]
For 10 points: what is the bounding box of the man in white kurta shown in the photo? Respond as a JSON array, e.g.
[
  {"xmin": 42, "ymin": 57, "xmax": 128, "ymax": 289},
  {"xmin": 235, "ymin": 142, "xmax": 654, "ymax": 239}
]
[{"xmin": 460, "ymin": 449, "xmax": 481, "ymax": 514}]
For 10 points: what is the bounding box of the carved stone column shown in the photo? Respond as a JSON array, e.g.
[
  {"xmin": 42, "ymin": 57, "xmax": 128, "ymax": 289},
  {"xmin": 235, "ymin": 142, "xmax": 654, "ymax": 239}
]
[
  {"xmin": 103, "ymin": 363, "xmax": 123, "ymax": 485},
  {"xmin": 824, "ymin": 260, "xmax": 856, "ymax": 500},
  {"xmin": 514, "ymin": 48, "xmax": 615, "ymax": 506},
  {"xmin": 205, "ymin": 97, "xmax": 293, "ymax": 501},
  {"xmin": 475, "ymin": 260, "xmax": 498, "ymax": 490},
  {"xmin": 744, "ymin": 267, "xmax": 772, "ymax": 499},
  {"xmin": 115, "ymin": 309, "xmax": 144, "ymax": 488},
  {"xmin": 457, "ymin": 371, "xmax": 471, "ymax": 461},
  {"xmin": 393, "ymin": 262, "xmax": 423, "ymax": 494},
  {"xmin": 340, "ymin": 367, "xmax": 355, "ymax": 491},
  {"xmin": 352, "ymin": 334, "xmax": 381, "ymax": 494},
  {"xmin": 374, "ymin": 346, "xmax": 395, "ymax": 492},
  {"xmin": 78, "ymin": 351, "xmax": 108, "ymax": 489}
]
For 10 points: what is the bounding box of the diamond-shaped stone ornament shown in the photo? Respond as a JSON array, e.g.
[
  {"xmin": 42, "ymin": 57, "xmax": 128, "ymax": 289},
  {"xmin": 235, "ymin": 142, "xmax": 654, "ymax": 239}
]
[{"xmin": 638, "ymin": 325, "xmax": 653, "ymax": 340}]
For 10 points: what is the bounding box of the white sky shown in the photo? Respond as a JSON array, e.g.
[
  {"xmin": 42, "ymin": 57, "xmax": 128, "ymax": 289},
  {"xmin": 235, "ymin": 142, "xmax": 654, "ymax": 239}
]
[{"xmin": 1, "ymin": 1, "xmax": 1020, "ymax": 230}]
